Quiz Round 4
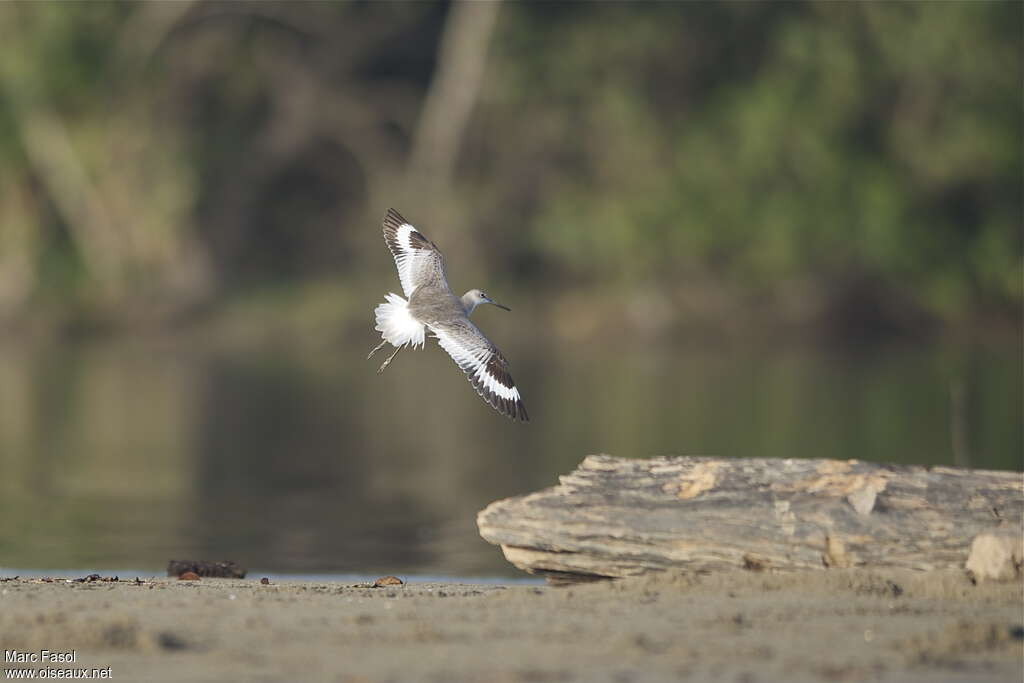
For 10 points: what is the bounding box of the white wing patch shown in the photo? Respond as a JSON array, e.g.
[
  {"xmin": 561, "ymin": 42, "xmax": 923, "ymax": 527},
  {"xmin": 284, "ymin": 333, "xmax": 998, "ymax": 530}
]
[{"xmin": 392, "ymin": 223, "xmax": 420, "ymax": 297}]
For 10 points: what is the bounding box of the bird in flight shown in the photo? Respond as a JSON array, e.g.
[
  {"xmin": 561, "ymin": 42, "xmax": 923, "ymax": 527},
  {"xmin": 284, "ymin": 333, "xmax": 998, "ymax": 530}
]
[{"xmin": 368, "ymin": 208, "xmax": 529, "ymax": 422}]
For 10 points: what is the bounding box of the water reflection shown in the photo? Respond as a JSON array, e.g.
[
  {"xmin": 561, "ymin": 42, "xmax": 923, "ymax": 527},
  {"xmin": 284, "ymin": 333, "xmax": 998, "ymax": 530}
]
[{"xmin": 1, "ymin": 336, "xmax": 1020, "ymax": 576}]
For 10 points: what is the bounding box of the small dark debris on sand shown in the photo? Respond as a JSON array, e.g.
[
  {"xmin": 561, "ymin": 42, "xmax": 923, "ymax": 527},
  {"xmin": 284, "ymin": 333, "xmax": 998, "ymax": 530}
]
[
  {"xmin": 260, "ymin": 577, "xmax": 271, "ymax": 585},
  {"xmin": 167, "ymin": 560, "xmax": 246, "ymax": 578},
  {"xmin": 74, "ymin": 574, "xmax": 119, "ymax": 583}
]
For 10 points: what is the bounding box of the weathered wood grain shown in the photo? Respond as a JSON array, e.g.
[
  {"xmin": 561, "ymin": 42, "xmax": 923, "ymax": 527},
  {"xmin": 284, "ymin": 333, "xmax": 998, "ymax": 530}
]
[{"xmin": 477, "ymin": 455, "xmax": 1024, "ymax": 581}]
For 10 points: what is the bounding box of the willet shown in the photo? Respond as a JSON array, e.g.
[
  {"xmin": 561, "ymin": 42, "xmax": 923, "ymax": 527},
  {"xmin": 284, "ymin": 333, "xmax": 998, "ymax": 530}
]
[{"xmin": 368, "ymin": 208, "xmax": 529, "ymax": 422}]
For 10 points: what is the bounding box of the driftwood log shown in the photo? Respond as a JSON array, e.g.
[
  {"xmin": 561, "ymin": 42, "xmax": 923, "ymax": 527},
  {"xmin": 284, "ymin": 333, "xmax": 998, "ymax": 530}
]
[{"xmin": 477, "ymin": 455, "xmax": 1023, "ymax": 581}]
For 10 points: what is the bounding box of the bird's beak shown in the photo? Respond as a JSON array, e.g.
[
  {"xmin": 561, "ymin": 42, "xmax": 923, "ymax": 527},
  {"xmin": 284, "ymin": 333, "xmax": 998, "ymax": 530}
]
[{"xmin": 488, "ymin": 298, "xmax": 511, "ymax": 311}]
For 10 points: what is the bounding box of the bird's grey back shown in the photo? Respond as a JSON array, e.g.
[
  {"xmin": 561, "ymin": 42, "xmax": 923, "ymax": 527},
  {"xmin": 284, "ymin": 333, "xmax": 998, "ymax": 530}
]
[{"xmin": 409, "ymin": 280, "xmax": 465, "ymax": 326}]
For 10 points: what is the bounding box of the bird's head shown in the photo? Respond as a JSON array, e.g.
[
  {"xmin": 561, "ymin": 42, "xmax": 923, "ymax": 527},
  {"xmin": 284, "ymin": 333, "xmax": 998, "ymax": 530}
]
[{"xmin": 463, "ymin": 289, "xmax": 511, "ymax": 315}]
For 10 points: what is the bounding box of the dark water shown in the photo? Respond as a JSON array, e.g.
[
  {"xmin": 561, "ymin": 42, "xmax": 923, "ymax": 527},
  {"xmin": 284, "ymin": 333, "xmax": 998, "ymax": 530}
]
[{"xmin": 1, "ymin": 335, "xmax": 1020, "ymax": 577}]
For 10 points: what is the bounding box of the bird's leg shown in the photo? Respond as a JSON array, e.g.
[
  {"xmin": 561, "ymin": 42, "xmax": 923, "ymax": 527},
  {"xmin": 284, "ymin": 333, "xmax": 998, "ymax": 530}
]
[
  {"xmin": 367, "ymin": 339, "xmax": 388, "ymax": 360},
  {"xmin": 376, "ymin": 345, "xmax": 403, "ymax": 374}
]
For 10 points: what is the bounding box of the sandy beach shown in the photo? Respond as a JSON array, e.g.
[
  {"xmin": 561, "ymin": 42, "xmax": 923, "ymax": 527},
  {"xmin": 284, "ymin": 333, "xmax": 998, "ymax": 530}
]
[{"xmin": 1, "ymin": 568, "xmax": 1020, "ymax": 682}]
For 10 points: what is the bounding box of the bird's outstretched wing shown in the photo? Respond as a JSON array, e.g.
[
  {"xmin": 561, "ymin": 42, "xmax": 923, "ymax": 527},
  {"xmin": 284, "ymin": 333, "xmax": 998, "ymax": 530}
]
[
  {"xmin": 382, "ymin": 208, "xmax": 447, "ymax": 298},
  {"xmin": 430, "ymin": 319, "xmax": 529, "ymax": 422}
]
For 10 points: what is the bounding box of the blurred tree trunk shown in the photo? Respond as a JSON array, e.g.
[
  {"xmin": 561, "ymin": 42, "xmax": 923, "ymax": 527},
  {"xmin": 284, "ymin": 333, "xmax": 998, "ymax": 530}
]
[
  {"xmin": 406, "ymin": 0, "xmax": 501, "ymax": 250},
  {"xmin": 0, "ymin": 182, "xmax": 38, "ymax": 320}
]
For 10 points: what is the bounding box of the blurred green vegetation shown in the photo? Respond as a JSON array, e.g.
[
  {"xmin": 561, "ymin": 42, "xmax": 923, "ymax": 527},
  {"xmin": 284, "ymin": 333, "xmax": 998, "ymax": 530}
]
[{"xmin": 0, "ymin": 1, "xmax": 1019, "ymax": 338}]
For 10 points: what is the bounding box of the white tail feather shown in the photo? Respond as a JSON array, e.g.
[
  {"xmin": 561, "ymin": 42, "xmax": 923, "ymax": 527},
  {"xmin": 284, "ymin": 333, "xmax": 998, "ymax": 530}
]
[{"xmin": 374, "ymin": 293, "xmax": 425, "ymax": 349}]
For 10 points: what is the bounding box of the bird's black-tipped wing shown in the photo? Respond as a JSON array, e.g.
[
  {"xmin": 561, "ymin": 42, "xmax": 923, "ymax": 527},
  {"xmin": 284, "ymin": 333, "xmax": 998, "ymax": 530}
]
[
  {"xmin": 382, "ymin": 208, "xmax": 447, "ymax": 297},
  {"xmin": 429, "ymin": 318, "xmax": 529, "ymax": 422}
]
